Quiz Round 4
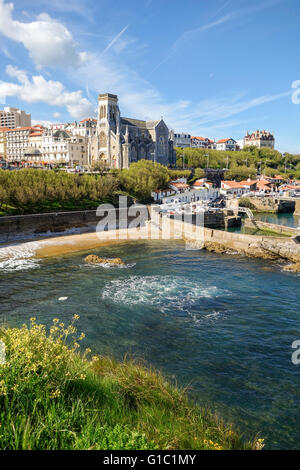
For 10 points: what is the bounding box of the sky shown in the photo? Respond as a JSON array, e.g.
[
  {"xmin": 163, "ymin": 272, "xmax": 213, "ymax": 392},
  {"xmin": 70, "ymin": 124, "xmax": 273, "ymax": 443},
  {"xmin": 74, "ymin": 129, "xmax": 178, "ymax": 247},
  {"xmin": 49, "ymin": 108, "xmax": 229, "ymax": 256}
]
[{"xmin": 0, "ymin": 0, "xmax": 299, "ymax": 152}]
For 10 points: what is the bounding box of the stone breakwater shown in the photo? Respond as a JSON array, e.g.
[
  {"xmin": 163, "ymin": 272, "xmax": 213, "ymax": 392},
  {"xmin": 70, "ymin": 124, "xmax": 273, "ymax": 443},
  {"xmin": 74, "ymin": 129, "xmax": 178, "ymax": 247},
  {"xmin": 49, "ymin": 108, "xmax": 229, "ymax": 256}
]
[
  {"xmin": 166, "ymin": 219, "xmax": 300, "ymax": 266},
  {"xmin": 244, "ymin": 219, "xmax": 299, "ymax": 237}
]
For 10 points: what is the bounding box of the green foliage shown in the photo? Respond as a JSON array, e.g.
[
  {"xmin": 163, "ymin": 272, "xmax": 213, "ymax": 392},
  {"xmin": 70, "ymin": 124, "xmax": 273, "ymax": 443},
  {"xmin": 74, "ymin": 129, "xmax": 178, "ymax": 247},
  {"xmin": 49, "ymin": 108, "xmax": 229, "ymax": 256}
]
[
  {"xmin": 225, "ymin": 166, "xmax": 257, "ymax": 181},
  {"xmin": 0, "ymin": 169, "xmax": 119, "ymax": 215},
  {"xmin": 168, "ymin": 169, "xmax": 191, "ymax": 180},
  {"xmin": 174, "ymin": 146, "xmax": 300, "ymax": 180},
  {"xmin": 0, "ymin": 319, "xmax": 257, "ymax": 450},
  {"xmin": 238, "ymin": 197, "xmax": 256, "ymax": 210},
  {"xmin": 119, "ymin": 160, "xmax": 171, "ymax": 203}
]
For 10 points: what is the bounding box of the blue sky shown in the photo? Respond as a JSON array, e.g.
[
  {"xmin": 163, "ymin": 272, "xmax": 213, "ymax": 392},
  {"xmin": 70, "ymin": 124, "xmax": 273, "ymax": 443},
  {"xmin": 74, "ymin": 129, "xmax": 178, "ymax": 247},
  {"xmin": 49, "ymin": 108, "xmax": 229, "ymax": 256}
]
[{"xmin": 0, "ymin": 0, "xmax": 299, "ymax": 152}]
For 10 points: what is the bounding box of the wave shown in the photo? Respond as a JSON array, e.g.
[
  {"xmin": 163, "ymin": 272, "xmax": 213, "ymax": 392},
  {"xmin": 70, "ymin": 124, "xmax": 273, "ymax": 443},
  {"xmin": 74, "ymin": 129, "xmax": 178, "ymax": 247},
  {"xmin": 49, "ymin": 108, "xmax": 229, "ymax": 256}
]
[
  {"xmin": 85, "ymin": 262, "xmax": 136, "ymax": 270},
  {"xmin": 102, "ymin": 275, "xmax": 229, "ymax": 316},
  {"xmin": 0, "ymin": 241, "xmax": 41, "ymax": 273}
]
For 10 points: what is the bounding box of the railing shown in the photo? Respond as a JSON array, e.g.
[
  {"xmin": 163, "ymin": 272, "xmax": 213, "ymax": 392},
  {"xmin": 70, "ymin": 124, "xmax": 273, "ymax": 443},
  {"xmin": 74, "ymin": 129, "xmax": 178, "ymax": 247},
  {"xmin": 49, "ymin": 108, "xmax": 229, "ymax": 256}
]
[{"xmin": 238, "ymin": 207, "xmax": 254, "ymax": 219}]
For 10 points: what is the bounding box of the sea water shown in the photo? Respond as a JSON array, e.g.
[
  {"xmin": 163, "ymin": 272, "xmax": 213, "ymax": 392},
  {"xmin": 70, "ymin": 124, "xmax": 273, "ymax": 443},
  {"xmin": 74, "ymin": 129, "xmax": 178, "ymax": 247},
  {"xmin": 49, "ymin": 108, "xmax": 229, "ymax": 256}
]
[{"xmin": 0, "ymin": 239, "xmax": 299, "ymax": 449}]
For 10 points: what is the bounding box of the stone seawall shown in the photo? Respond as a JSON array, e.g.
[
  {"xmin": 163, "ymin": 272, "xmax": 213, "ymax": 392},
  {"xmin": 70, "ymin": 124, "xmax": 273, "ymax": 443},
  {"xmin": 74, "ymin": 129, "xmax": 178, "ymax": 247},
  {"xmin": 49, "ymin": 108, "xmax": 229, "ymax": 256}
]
[
  {"xmin": 165, "ymin": 218, "xmax": 300, "ymax": 263},
  {"xmin": 240, "ymin": 197, "xmax": 295, "ymax": 213},
  {"xmin": 294, "ymin": 199, "xmax": 300, "ymax": 216},
  {"xmin": 244, "ymin": 219, "xmax": 299, "ymax": 236},
  {"xmin": 0, "ymin": 207, "xmax": 241, "ymax": 243},
  {"xmin": 0, "ymin": 208, "xmax": 150, "ymax": 243}
]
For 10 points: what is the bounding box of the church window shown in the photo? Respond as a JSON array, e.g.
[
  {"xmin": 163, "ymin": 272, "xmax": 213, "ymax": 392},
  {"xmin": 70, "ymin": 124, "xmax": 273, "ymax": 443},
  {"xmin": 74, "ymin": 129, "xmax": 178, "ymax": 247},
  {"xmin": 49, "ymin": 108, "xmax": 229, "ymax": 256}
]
[
  {"xmin": 99, "ymin": 131, "xmax": 107, "ymax": 148},
  {"xmin": 158, "ymin": 136, "xmax": 165, "ymax": 156}
]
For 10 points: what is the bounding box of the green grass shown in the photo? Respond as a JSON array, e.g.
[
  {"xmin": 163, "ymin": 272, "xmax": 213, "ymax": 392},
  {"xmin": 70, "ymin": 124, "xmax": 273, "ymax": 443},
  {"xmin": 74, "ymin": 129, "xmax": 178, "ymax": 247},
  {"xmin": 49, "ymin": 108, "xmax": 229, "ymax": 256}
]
[{"xmin": 0, "ymin": 318, "xmax": 262, "ymax": 450}]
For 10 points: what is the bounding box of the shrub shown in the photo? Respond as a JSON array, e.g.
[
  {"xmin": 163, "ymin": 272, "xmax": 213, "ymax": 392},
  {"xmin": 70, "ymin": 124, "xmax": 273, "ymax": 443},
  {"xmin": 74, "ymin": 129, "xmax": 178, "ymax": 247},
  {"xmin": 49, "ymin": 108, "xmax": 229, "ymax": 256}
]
[{"xmin": 0, "ymin": 318, "xmax": 259, "ymax": 450}]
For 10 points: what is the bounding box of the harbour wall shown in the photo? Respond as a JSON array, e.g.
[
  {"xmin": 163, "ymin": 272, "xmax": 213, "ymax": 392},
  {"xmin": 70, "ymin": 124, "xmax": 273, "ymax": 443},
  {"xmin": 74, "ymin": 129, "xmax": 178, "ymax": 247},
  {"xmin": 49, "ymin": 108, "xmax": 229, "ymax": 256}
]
[
  {"xmin": 243, "ymin": 219, "xmax": 299, "ymax": 236},
  {"xmin": 294, "ymin": 199, "xmax": 300, "ymax": 216},
  {"xmin": 241, "ymin": 197, "xmax": 295, "ymax": 213},
  {"xmin": 0, "ymin": 208, "xmax": 150, "ymax": 243},
  {"xmin": 163, "ymin": 218, "xmax": 300, "ymax": 263},
  {"xmin": 0, "ymin": 207, "xmax": 241, "ymax": 243}
]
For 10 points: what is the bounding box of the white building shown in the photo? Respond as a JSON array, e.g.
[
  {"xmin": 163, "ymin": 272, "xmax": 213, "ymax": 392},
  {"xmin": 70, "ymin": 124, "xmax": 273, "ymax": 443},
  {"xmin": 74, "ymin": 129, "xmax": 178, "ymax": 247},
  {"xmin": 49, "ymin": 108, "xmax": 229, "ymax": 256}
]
[
  {"xmin": 170, "ymin": 131, "xmax": 191, "ymax": 148},
  {"xmin": 73, "ymin": 118, "xmax": 97, "ymax": 138},
  {"xmin": 236, "ymin": 139, "xmax": 244, "ymax": 150},
  {"xmin": 42, "ymin": 129, "xmax": 88, "ymax": 165},
  {"xmin": 162, "ymin": 187, "xmax": 219, "ymax": 204},
  {"xmin": 191, "ymin": 136, "xmax": 214, "ymax": 149},
  {"xmin": 220, "ymin": 180, "xmax": 257, "ymax": 196},
  {"xmin": 0, "ymin": 107, "xmax": 31, "ymax": 129},
  {"xmin": 215, "ymin": 138, "xmax": 237, "ymax": 151},
  {"xmin": 151, "ymin": 189, "xmax": 174, "ymax": 202},
  {"xmin": 6, "ymin": 127, "xmax": 33, "ymax": 161}
]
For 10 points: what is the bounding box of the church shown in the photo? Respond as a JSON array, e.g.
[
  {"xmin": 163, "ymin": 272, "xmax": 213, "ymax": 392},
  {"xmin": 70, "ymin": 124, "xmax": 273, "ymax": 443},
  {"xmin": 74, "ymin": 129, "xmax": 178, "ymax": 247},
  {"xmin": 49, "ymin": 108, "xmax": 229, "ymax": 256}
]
[{"xmin": 90, "ymin": 93, "xmax": 175, "ymax": 168}]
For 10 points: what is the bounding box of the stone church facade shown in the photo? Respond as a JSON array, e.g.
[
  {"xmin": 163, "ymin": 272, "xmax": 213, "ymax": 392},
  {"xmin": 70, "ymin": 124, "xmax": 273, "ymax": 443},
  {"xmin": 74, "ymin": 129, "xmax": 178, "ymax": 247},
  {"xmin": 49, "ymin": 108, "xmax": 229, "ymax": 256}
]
[{"xmin": 90, "ymin": 93, "xmax": 175, "ymax": 168}]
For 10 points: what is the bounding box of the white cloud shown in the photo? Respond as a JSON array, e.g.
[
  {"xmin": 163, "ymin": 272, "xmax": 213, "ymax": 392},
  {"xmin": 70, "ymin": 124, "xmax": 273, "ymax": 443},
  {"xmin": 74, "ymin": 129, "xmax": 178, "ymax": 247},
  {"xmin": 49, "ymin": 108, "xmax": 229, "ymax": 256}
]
[
  {"xmin": 0, "ymin": 0, "xmax": 87, "ymax": 68},
  {"xmin": 78, "ymin": 52, "xmax": 289, "ymax": 136},
  {"xmin": 0, "ymin": 65, "xmax": 94, "ymax": 119},
  {"xmin": 0, "ymin": 0, "xmax": 288, "ymax": 141},
  {"xmin": 53, "ymin": 112, "xmax": 61, "ymax": 119}
]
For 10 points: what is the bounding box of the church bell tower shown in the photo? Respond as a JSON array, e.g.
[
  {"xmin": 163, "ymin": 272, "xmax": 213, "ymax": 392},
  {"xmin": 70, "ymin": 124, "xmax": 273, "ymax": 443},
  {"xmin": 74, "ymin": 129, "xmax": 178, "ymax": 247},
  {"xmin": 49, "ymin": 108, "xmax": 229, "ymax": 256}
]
[{"xmin": 97, "ymin": 93, "xmax": 121, "ymax": 167}]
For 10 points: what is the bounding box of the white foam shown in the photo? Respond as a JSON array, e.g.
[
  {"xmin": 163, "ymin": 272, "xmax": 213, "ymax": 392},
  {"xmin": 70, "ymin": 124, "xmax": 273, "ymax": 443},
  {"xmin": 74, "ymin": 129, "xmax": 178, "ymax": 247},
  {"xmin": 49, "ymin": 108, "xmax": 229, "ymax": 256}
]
[
  {"xmin": 102, "ymin": 275, "xmax": 227, "ymax": 314},
  {"xmin": 0, "ymin": 241, "xmax": 42, "ymax": 273},
  {"xmin": 85, "ymin": 262, "xmax": 136, "ymax": 270}
]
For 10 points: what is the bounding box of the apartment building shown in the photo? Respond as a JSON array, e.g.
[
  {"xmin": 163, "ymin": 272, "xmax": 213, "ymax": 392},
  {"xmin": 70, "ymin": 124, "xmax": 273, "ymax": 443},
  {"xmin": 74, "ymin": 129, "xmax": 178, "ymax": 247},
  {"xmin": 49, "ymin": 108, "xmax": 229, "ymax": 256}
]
[
  {"xmin": 6, "ymin": 127, "xmax": 34, "ymax": 161},
  {"xmin": 0, "ymin": 107, "xmax": 31, "ymax": 129},
  {"xmin": 0, "ymin": 127, "xmax": 9, "ymax": 160},
  {"xmin": 73, "ymin": 118, "xmax": 97, "ymax": 138},
  {"xmin": 42, "ymin": 129, "xmax": 88, "ymax": 165}
]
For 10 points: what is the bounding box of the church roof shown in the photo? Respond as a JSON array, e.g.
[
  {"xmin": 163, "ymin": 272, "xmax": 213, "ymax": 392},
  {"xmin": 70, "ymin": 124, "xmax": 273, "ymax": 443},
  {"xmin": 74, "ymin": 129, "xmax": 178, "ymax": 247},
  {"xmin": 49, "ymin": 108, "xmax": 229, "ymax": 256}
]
[
  {"xmin": 121, "ymin": 118, "xmax": 147, "ymax": 129},
  {"xmin": 121, "ymin": 117, "xmax": 161, "ymax": 130}
]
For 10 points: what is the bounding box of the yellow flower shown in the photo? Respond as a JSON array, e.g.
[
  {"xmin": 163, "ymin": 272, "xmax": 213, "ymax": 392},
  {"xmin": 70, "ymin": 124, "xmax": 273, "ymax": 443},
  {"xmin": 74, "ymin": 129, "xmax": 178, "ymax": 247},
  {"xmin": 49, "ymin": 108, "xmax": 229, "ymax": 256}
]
[{"xmin": 49, "ymin": 389, "xmax": 61, "ymax": 399}]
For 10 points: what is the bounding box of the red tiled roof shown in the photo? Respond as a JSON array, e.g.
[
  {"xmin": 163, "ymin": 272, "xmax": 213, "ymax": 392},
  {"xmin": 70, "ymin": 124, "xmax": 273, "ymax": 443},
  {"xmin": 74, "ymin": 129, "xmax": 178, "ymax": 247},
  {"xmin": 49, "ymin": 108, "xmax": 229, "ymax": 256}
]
[
  {"xmin": 193, "ymin": 179, "xmax": 205, "ymax": 186},
  {"xmin": 222, "ymin": 181, "xmax": 245, "ymax": 189},
  {"xmin": 79, "ymin": 118, "xmax": 97, "ymax": 123},
  {"xmin": 257, "ymin": 181, "xmax": 272, "ymax": 191},
  {"xmin": 171, "ymin": 182, "xmax": 189, "ymax": 189},
  {"xmin": 281, "ymin": 185, "xmax": 300, "ymax": 191},
  {"xmin": 239, "ymin": 180, "xmax": 257, "ymax": 186},
  {"xmin": 6, "ymin": 127, "xmax": 32, "ymax": 132}
]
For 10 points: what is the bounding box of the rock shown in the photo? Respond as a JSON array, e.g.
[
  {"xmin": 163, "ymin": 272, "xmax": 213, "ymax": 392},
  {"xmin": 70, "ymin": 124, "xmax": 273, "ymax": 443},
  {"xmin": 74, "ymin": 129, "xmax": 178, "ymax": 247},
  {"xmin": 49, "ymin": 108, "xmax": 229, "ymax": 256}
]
[
  {"xmin": 85, "ymin": 254, "xmax": 125, "ymax": 265},
  {"xmin": 283, "ymin": 262, "xmax": 300, "ymax": 273},
  {"xmin": 204, "ymin": 242, "xmax": 237, "ymax": 255}
]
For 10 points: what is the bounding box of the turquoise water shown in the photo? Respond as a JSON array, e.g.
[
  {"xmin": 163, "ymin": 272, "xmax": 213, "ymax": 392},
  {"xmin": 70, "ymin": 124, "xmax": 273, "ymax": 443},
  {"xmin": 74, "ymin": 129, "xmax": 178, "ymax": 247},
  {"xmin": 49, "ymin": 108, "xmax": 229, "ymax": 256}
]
[
  {"xmin": 0, "ymin": 240, "xmax": 300, "ymax": 449},
  {"xmin": 254, "ymin": 212, "xmax": 299, "ymax": 228},
  {"xmin": 227, "ymin": 212, "xmax": 300, "ymax": 235}
]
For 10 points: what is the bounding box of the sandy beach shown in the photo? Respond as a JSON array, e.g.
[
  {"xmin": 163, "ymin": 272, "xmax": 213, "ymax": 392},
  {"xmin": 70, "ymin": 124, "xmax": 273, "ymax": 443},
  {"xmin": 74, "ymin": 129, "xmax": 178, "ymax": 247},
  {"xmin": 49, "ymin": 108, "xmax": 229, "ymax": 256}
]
[{"xmin": 34, "ymin": 226, "xmax": 154, "ymax": 258}]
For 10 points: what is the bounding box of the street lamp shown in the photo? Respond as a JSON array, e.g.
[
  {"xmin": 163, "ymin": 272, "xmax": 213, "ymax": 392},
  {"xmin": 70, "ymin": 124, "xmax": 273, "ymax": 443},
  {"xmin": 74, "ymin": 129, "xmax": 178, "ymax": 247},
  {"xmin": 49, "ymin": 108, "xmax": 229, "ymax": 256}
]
[
  {"xmin": 283, "ymin": 152, "xmax": 287, "ymax": 173},
  {"xmin": 180, "ymin": 154, "xmax": 185, "ymax": 169},
  {"xmin": 205, "ymin": 153, "xmax": 209, "ymax": 169}
]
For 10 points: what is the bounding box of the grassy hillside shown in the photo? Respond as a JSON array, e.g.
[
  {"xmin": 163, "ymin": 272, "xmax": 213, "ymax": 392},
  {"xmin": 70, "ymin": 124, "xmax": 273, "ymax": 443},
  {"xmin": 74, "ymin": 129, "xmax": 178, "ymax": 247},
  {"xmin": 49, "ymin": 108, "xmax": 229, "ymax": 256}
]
[{"xmin": 0, "ymin": 317, "xmax": 262, "ymax": 450}]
